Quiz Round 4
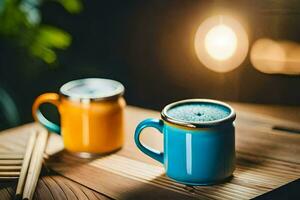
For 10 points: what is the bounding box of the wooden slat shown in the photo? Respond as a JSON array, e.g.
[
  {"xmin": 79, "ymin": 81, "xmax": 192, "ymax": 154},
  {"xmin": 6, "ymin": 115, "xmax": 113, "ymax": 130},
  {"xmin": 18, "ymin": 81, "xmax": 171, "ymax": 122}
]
[
  {"xmin": 0, "ymin": 160, "xmax": 22, "ymax": 166},
  {"xmin": 23, "ymin": 130, "xmax": 48, "ymax": 200},
  {"xmin": 0, "ymin": 154, "xmax": 23, "ymax": 160},
  {"xmin": 0, "ymin": 172, "xmax": 20, "ymax": 176},
  {"xmin": 0, "ymin": 166, "xmax": 22, "ymax": 171},
  {"xmin": 0, "ymin": 176, "xmax": 19, "ymax": 180},
  {"xmin": 15, "ymin": 131, "xmax": 38, "ymax": 199}
]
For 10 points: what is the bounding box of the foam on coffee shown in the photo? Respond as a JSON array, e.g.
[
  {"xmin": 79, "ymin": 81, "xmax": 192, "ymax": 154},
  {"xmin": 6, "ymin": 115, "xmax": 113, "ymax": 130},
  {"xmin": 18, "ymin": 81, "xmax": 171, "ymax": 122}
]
[{"xmin": 166, "ymin": 102, "xmax": 230, "ymax": 123}]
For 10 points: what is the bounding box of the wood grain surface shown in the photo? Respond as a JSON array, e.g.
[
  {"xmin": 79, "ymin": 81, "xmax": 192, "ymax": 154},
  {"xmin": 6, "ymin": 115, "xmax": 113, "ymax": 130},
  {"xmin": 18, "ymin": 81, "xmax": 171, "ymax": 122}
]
[
  {"xmin": 1, "ymin": 175, "xmax": 111, "ymax": 200},
  {"xmin": 0, "ymin": 104, "xmax": 300, "ymax": 200}
]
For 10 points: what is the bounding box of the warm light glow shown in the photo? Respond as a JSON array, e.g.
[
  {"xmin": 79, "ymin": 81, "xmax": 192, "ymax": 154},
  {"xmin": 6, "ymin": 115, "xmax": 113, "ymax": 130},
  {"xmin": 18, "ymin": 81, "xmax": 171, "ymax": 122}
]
[
  {"xmin": 194, "ymin": 15, "xmax": 248, "ymax": 73},
  {"xmin": 251, "ymin": 38, "xmax": 300, "ymax": 75},
  {"xmin": 204, "ymin": 24, "xmax": 237, "ymax": 61}
]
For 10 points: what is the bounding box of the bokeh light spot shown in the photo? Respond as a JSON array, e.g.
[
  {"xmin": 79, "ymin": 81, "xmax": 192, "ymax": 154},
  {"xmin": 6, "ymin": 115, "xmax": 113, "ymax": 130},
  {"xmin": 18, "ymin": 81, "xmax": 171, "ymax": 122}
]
[
  {"xmin": 204, "ymin": 24, "xmax": 237, "ymax": 61},
  {"xmin": 194, "ymin": 15, "xmax": 248, "ymax": 73}
]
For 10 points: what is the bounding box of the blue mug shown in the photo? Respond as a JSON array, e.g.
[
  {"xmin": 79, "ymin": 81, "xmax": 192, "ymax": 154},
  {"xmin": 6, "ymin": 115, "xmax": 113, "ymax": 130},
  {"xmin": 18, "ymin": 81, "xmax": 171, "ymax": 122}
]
[{"xmin": 134, "ymin": 99, "xmax": 236, "ymax": 185}]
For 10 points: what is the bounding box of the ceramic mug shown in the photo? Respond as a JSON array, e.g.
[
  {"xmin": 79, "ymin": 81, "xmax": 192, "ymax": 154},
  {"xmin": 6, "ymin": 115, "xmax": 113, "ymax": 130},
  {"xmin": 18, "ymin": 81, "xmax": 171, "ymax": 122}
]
[
  {"xmin": 134, "ymin": 99, "xmax": 236, "ymax": 185},
  {"xmin": 32, "ymin": 78, "xmax": 126, "ymax": 156}
]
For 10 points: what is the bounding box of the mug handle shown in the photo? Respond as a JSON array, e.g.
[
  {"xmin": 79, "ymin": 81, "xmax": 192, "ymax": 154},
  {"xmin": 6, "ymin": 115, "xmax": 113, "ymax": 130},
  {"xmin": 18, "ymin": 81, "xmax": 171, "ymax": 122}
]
[
  {"xmin": 134, "ymin": 118, "xmax": 164, "ymax": 164},
  {"xmin": 32, "ymin": 93, "xmax": 61, "ymax": 134}
]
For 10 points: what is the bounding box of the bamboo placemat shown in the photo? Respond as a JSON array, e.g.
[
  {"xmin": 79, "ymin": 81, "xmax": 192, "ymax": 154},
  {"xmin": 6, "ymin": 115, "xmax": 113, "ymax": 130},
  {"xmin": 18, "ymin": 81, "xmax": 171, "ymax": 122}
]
[
  {"xmin": 0, "ymin": 124, "xmax": 63, "ymax": 156},
  {"xmin": 47, "ymin": 106, "xmax": 300, "ymax": 200}
]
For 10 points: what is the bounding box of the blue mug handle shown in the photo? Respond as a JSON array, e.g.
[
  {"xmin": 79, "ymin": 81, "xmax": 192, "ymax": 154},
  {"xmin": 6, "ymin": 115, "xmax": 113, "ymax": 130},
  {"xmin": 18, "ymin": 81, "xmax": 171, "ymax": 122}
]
[
  {"xmin": 32, "ymin": 93, "xmax": 61, "ymax": 134},
  {"xmin": 134, "ymin": 118, "xmax": 164, "ymax": 164}
]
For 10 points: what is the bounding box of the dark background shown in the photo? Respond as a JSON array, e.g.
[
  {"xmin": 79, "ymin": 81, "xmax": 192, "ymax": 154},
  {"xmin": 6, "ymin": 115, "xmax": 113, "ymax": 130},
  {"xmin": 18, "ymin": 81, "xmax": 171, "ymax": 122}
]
[{"xmin": 1, "ymin": 0, "xmax": 300, "ymax": 129}]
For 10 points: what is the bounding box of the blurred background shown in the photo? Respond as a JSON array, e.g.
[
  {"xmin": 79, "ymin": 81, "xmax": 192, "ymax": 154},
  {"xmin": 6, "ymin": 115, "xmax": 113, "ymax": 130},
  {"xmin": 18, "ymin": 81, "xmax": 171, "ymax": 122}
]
[{"xmin": 1, "ymin": 0, "xmax": 300, "ymax": 130}]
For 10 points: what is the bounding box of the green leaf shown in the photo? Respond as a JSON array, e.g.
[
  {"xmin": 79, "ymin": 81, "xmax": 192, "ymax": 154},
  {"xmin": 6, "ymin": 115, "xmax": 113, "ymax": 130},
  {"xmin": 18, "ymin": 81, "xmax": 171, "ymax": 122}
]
[
  {"xmin": 0, "ymin": 0, "xmax": 82, "ymax": 64},
  {"xmin": 30, "ymin": 25, "xmax": 72, "ymax": 63},
  {"xmin": 36, "ymin": 25, "xmax": 71, "ymax": 49},
  {"xmin": 55, "ymin": 0, "xmax": 83, "ymax": 14},
  {"xmin": 31, "ymin": 45, "xmax": 57, "ymax": 64}
]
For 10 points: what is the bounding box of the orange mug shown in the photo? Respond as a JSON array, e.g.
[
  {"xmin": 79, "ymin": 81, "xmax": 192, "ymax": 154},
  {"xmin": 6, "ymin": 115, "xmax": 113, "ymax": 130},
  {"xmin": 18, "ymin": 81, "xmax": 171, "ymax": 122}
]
[{"xmin": 32, "ymin": 78, "xmax": 126, "ymax": 156}]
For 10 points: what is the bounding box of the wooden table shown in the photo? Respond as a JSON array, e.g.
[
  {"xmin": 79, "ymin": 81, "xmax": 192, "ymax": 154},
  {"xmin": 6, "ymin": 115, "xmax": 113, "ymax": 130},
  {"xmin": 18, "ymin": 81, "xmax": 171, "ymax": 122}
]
[{"xmin": 0, "ymin": 103, "xmax": 300, "ymax": 200}]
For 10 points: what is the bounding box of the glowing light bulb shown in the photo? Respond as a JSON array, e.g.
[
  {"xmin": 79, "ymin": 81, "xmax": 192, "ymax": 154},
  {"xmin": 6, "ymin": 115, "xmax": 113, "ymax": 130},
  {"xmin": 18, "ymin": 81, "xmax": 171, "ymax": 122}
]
[{"xmin": 204, "ymin": 24, "xmax": 237, "ymax": 61}]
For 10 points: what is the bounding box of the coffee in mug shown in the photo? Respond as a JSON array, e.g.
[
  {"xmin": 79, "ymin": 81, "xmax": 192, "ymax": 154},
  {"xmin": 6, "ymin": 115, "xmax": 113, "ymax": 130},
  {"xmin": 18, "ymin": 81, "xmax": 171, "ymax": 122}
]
[
  {"xmin": 135, "ymin": 99, "xmax": 235, "ymax": 185},
  {"xmin": 32, "ymin": 78, "xmax": 126, "ymax": 157}
]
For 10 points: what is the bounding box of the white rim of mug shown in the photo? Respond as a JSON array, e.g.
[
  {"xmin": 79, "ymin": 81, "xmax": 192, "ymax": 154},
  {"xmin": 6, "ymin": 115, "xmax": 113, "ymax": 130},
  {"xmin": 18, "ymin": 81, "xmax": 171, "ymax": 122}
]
[
  {"xmin": 161, "ymin": 99, "xmax": 236, "ymax": 128},
  {"xmin": 59, "ymin": 78, "xmax": 124, "ymax": 102}
]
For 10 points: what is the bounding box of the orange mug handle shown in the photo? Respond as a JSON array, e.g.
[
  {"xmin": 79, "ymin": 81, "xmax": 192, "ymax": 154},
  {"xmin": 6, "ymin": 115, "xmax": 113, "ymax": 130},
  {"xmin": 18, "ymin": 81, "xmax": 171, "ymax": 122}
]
[{"xmin": 32, "ymin": 93, "xmax": 61, "ymax": 134}]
